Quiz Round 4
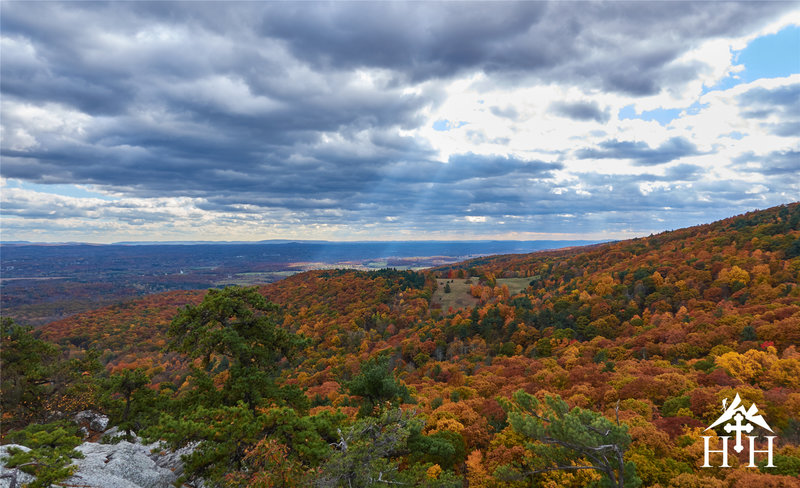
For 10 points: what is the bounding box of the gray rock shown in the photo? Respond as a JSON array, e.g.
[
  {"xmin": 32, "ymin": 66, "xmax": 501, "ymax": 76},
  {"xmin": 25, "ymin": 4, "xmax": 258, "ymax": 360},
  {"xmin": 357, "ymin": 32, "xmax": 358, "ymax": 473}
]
[
  {"xmin": 64, "ymin": 440, "xmax": 179, "ymax": 488},
  {"xmin": 1, "ymin": 438, "xmax": 197, "ymax": 488},
  {"xmin": 1, "ymin": 445, "xmax": 31, "ymax": 455},
  {"xmin": 0, "ymin": 445, "xmax": 35, "ymax": 488},
  {"xmin": 92, "ymin": 416, "xmax": 110, "ymax": 432},
  {"xmin": 103, "ymin": 426, "xmax": 121, "ymax": 440},
  {"xmin": 74, "ymin": 410, "xmax": 110, "ymax": 432},
  {"xmin": 151, "ymin": 441, "xmax": 196, "ymax": 480}
]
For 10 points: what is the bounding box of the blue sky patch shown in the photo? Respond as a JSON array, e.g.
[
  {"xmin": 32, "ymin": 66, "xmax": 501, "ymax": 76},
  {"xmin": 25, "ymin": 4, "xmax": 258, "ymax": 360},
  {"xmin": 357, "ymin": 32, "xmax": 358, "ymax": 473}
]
[
  {"xmin": 708, "ymin": 25, "xmax": 800, "ymax": 93},
  {"xmin": 736, "ymin": 25, "xmax": 799, "ymax": 81},
  {"xmin": 11, "ymin": 180, "xmax": 116, "ymax": 201},
  {"xmin": 619, "ymin": 105, "xmax": 682, "ymax": 125},
  {"xmin": 433, "ymin": 119, "xmax": 468, "ymax": 131}
]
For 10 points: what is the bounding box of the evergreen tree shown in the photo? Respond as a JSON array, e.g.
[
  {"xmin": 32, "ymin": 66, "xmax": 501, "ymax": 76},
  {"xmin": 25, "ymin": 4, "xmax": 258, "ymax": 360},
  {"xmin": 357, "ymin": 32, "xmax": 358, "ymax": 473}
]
[
  {"xmin": 167, "ymin": 286, "xmax": 307, "ymax": 409},
  {"xmin": 316, "ymin": 408, "xmax": 461, "ymax": 488},
  {"xmin": 345, "ymin": 354, "xmax": 410, "ymax": 417},
  {"xmin": 104, "ymin": 368, "xmax": 151, "ymax": 437},
  {"xmin": 500, "ymin": 390, "xmax": 640, "ymax": 488},
  {"xmin": 1, "ymin": 318, "xmax": 60, "ymax": 422}
]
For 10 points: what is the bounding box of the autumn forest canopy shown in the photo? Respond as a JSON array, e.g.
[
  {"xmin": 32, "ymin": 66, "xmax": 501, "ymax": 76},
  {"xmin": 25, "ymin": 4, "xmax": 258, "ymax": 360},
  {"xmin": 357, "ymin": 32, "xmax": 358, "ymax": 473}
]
[{"xmin": 2, "ymin": 203, "xmax": 800, "ymax": 487}]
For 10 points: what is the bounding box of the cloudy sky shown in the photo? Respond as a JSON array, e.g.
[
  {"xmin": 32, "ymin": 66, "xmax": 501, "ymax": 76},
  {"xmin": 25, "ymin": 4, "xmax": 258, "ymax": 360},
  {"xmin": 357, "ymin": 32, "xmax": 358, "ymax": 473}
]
[{"xmin": 1, "ymin": 1, "xmax": 798, "ymax": 243}]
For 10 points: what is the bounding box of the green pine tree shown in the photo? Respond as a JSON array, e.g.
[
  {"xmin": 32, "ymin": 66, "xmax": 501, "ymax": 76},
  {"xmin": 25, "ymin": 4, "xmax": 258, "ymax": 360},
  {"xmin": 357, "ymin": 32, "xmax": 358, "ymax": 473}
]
[
  {"xmin": 167, "ymin": 286, "xmax": 307, "ymax": 409},
  {"xmin": 345, "ymin": 354, "xmax": 411, "ymax": 417},
  {"xmin": 500, "ymin": 390, "xmax": 641, "ymax": 488}
]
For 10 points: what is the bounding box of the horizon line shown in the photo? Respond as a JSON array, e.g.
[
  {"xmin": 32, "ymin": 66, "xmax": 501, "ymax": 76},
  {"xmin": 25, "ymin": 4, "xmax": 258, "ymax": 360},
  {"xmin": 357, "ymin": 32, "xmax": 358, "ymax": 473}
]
[{"xmin": 0, "ymin": 237, "xmax": 612, "ymax": 246}]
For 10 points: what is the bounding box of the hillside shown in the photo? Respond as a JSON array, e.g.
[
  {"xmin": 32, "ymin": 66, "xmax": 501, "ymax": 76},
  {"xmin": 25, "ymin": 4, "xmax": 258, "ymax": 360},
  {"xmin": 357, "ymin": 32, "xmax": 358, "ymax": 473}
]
[{"xmin": 7, "ymin": 203, "xmax": 800, "ymax": 487}]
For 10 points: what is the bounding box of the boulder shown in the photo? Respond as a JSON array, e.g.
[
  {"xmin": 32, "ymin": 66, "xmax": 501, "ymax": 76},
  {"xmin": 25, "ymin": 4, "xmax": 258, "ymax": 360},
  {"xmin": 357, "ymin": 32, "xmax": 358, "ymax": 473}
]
[{"xmin": 74, "ymin": 410, "xmax": 110, "ymax": 432}]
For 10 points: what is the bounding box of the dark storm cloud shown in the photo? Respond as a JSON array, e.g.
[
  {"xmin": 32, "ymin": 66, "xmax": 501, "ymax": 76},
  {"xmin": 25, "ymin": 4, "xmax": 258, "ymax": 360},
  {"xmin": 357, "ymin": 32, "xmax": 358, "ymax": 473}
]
[
  {"xmin": 550, "ymin": 101, "xmax": 610, "ymax": 123},
  {"xmin": 773, "ymin": 122, "xmax": 800, "ymax": 138},
  {"xmin": 381, "ymin": 154, "xmax": 562, "ymax": 185},
  {"xmin": 738, "ymin": 84, "xmax": 800, "ymax": 113},
  {"xmin": 663, "ymin": 163, "xmax": 705, "ymax": 181},
  {"xmin": 191, "ymin": 152, "xmax": 561, "ymax": 217},
  {"xmin": 0, "ymin": 1, "xmax": 447, "ymax": 209},
  {"xmin": 737, "ymin": 83, "xmax": 800, "ymax": 137},
  {"xmin": 256, "ymin": 2, "xmax": 794, "ymax": 94},
  {"xmin": 257, "ymin": 2, "xmax": 549, "ymax": 81},
  {"xmin": 0, "ymin": 1, "xmax": 797, "ymax": 239},
  {"xmin": 444, "ymin": 154, "xmax": 562, "ymax": 181},
  {"xmin": 734, "ymin": 150, "xmax": 800, "ymax": 176},
  {"xmin": 575, "ymin": 137, "xmax": 700, "ymax": 166}
]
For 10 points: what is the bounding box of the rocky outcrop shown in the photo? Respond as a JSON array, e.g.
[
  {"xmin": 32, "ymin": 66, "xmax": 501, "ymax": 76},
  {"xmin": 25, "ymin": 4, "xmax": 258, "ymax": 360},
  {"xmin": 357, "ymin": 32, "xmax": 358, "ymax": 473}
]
[
  {"xmin": 0, "ymin": 436, "xmax": 194, "ymax": 488},
  {"xmin": 64, "ymin": 440, "xmax": 179, "ymax": 488}
]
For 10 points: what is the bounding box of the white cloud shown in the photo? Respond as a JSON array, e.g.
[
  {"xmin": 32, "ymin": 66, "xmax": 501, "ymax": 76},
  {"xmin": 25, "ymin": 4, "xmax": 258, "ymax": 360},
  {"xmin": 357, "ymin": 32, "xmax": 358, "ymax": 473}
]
[{"xmin": 1, "ymin": 100, "xmax": 92, "ymax": 145}]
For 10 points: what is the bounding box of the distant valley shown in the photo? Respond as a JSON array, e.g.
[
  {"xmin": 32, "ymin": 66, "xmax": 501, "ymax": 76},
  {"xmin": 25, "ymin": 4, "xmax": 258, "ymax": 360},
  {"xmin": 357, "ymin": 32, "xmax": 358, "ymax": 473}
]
[{"xmin": 0, "ymin": 239, "xmax": 598, "ymax": 325}]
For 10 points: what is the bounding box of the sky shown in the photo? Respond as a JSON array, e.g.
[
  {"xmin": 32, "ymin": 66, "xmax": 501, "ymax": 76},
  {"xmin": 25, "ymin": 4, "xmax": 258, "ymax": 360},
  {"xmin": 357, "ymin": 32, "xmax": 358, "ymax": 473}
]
[{"xmin": 1, "ymin": 1, "xmax": 799, "ymax": 243}]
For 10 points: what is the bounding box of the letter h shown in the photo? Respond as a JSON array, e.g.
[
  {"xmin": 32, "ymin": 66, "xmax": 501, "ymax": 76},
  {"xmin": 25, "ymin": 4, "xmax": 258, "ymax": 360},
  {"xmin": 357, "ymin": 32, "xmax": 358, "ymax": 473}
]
[
  {"xmin": 702, "ymin": 436, "xmax": 730, "ymax": 468},
  {"xmin": 748, "ymin": 436, "xmax": 776, "ymax": 468}
]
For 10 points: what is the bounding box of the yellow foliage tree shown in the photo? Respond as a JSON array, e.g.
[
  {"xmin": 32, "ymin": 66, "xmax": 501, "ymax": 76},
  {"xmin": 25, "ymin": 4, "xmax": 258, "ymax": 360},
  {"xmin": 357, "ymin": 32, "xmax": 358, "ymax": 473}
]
[
  {"xmin": 465, "ymin": 450, "xmax": 490, "ymax": 488},
  {"xmin": 719, "ymin": 266, "xmax": 751, "ymax": 289}
]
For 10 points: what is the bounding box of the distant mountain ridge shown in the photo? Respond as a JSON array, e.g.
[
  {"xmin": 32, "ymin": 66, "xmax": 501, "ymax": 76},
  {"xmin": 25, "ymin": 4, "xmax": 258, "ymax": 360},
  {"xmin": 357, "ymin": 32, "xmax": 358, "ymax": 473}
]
[
  {"xmin": 2, "ymin": 239, "xmax": 601, "ymax": 246},
  {"xmin": 111, "ymin": 239, "xmax": 332, "ymax": 245}
]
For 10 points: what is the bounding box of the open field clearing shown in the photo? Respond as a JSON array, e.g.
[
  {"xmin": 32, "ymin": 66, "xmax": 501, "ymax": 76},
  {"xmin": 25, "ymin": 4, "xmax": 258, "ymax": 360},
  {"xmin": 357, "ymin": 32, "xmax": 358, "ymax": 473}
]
[
  {"xmin": 431, "ymin": 277, "xmax": 479, "ymax": 312},
  {"xmin": 496, "ymin": 277, "xmax": 532, "ymax": 295}
]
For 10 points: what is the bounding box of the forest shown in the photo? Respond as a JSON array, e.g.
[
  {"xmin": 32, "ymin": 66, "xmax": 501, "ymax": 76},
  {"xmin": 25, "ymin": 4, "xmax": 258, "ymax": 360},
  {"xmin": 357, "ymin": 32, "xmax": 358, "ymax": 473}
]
[{"xmin": 2, "ymin": 203, "xmax": 800, "ymax": 487}]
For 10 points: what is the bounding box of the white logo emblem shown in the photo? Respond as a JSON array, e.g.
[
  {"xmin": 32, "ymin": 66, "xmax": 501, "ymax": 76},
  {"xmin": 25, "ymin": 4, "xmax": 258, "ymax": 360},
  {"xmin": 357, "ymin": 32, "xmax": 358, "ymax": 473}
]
[{"xmin": 702, "ymin": 394, "xmax": 775, "ymax": 468}]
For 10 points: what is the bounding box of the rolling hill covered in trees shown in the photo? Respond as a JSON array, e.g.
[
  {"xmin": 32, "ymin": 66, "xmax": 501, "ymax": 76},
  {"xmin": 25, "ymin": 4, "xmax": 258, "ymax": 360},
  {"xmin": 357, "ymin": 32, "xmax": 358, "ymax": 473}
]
[{"xmin": 3, "ymin": 203, "xmax": 800, "ymax": 487}]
